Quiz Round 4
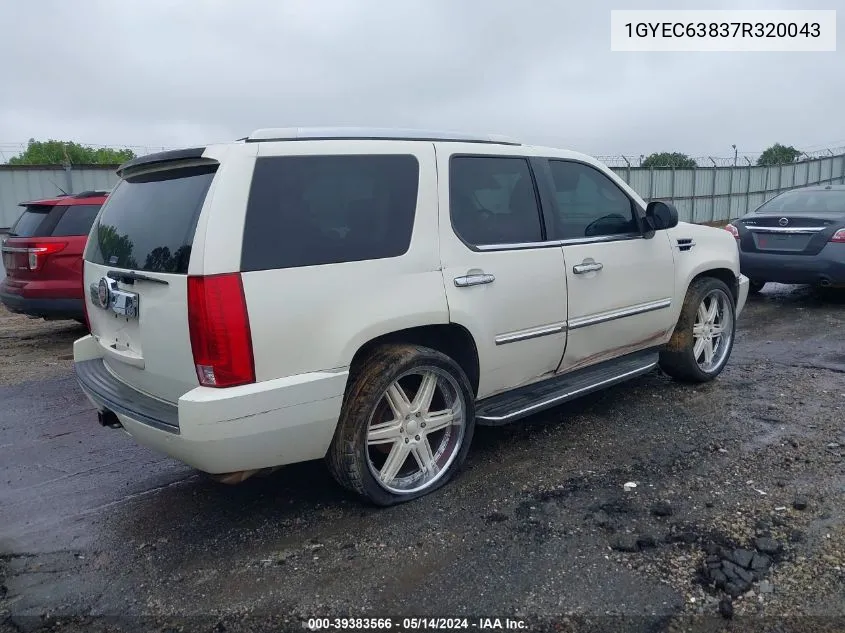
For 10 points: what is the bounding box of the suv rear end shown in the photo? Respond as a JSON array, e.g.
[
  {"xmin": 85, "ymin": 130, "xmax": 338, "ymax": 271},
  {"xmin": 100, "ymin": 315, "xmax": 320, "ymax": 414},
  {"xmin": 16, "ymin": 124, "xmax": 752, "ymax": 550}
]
[
  {"xmin": 74, "ymin": 140, "xmax": 410, "ymax": 476},
  {"xmin": 1, "ymin": 191, "xmax": 107, "ymax": 321}
]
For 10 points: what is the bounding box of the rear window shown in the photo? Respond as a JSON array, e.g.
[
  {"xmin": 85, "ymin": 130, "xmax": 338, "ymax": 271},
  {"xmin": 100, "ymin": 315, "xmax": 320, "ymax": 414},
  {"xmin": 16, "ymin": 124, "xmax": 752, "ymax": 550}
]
[
  {"xmin": 757, "ymin": 189, "xmax": 845, "ymax": 213},
  {"xmin": 241, "ymin": 154, "xmax": 419, "ymax": 272},
  {"xmin": 9, "ymin": 205, "xmax": 53, "ymax": 237},
  {"xmin": 85, "ymin": 164, "xmax": 216, "ymax": 274},
  {"xmin": 51, "ymin": 204, "xmax": 102, "ymax": 237}
]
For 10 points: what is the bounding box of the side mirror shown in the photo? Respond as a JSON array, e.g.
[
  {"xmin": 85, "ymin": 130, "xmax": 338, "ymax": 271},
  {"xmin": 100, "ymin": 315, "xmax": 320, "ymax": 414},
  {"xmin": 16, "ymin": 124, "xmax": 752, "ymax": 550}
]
[{"xmin": 645, "ymin": 200, "xmax": 679, "ymax": 232}]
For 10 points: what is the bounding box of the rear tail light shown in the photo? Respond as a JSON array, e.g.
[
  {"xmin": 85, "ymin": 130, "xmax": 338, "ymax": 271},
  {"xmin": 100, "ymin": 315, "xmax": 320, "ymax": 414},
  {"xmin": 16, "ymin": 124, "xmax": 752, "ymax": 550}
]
[
  {"xmin": 724, "ymin": 224, "xmax": 740, "ymax": 239},
  {"xmin": 27, "ymin": 242, "xmax": 67, "ymax": 271},
  {"xmin": 830, "ymin": 229, "xmax": 845, "ymax": 243},
  {"xmin": 187, "ymin": 273, "xmax": 255, "ymax": 388}
]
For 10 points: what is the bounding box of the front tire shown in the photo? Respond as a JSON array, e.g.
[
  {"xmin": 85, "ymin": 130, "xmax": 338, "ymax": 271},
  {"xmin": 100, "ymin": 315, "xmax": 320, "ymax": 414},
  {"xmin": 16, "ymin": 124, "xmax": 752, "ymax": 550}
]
[
  {"xmin": 327, "ymin": 344, "xmax": 475, "ymax": 506},
  {"xmin": 659, "ymin": 277, "xmax": 736, "ymax": 383}
]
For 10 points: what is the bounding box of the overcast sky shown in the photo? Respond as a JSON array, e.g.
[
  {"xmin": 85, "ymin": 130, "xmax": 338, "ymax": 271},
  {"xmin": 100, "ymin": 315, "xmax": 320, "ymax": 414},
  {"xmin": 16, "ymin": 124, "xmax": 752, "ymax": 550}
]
[{"xmin": 0, "ymin": 0, "xmax": 842, "ymax": 160}]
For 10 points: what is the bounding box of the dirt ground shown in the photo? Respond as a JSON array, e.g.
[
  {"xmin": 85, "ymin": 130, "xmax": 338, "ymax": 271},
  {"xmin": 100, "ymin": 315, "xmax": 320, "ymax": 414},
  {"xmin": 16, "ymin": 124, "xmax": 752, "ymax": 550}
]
[
  {"xmin": 1, "ymin": 287, "xmax": 844, "ymax": 633},
  {"xmin": 0, "ymin": 306, "xmax": 86, "ymax": 385}
]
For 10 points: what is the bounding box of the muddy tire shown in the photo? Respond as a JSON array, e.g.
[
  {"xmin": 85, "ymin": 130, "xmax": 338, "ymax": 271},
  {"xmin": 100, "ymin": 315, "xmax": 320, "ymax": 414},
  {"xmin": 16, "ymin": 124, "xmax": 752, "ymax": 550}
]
[
  {"xmin": 659, "ymin": 277, "xmax": 736, "ymax": 383},
  {"xmin": 327, "ymin": 344, "xmax": 475, "ymax": 506},
  {"xmin": 748, "ymin": 280, "xmax": 766, "ymax": 295}
]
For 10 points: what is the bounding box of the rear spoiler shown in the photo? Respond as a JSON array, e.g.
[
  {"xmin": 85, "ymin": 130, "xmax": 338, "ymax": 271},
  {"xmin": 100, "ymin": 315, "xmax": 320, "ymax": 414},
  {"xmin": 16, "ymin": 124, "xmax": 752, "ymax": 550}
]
[{"xmin": 116, "ymin": 147, "xmax": 207, "ymax": 177}]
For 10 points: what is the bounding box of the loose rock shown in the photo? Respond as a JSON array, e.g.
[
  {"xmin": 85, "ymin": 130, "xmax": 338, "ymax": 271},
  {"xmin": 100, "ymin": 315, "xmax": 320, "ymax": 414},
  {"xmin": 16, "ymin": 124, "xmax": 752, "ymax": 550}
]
[
  {"xmin": 651, "ymin": 501, "xmax": 674, "ymax": 517},
  {"xmin": 758, "ymin": 580, "xmax": 774, "ymax": 594},
  {"xmin": 793, "ymin": 495, "xmax": 809, "ymax": 511},
  {"xmin": 789, "ymin": 529, "xmax": 806, "ymax": 543},
  {"xmin": 730, "ymin": 548, "xmax": 755, "ymax": 569},
  {"xmin": 718, "ymin": 598, "xmax": 734, "ymax": 619},
  {"xmin": 750, "ymin": 552, "xmax": 772, "ymax": 571},
  {"xmin": 754, "ymin": 537, "xmax": 783, "ymax": 555},
  {"xmin": 636, "ymin": 534, "xmax": 657, "ymax": 549},
  {"xmin": 609, "ymin": 534, "xmax": 640, "ymax": 552},
  {"xmin": 711, "ymin": 569, "xmax": 728, "ymax": 589}
]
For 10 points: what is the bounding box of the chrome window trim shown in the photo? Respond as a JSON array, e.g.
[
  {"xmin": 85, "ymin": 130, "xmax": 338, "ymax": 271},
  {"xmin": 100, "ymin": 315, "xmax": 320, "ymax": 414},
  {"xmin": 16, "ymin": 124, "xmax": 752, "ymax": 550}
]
[{"xmin": 475, "ymin": 232, "xmax": 645, "ymax": 252}]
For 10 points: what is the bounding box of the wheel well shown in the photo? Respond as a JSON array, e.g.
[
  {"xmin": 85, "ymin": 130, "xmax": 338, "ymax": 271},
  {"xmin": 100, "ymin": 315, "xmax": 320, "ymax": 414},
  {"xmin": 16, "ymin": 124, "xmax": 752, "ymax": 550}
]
[
  {"xmin": 349, "ymin": 324, "xmax": 480, "ymax": 396},
  {"xmin": 693, "ymin": 268, "xmax": 739, "ymax": 303}
]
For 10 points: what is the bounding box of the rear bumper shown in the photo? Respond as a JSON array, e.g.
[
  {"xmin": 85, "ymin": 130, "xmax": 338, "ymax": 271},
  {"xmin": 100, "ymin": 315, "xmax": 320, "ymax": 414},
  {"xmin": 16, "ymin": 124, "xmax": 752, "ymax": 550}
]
[
  {"xmin": 73, "ymin": 335, "xmax": 348, "ymax": 474},
  {"xmin": 0, "ymin": 285, "xmax": 84, "ymax": 320},
  {"xmin": 739, "ymin": 243, "xmax": 845, "ymax": 285}
]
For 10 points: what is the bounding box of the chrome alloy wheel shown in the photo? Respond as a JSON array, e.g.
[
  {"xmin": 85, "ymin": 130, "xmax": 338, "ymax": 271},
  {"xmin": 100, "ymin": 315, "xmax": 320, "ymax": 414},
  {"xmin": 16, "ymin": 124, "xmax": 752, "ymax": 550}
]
[
  {"xmin": 692, "ymin": 288, "xmax": 734, "ymax": 373},
  {"xmin": 365, "ymin": 366, "xmax": 466, "ymax": 495}
]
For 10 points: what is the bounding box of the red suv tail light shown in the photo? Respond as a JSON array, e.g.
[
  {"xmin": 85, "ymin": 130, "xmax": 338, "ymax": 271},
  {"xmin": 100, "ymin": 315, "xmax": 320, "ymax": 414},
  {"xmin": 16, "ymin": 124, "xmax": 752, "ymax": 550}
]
[
  {"xmin": 830, "ymin": 229, "xmax": 845, "ymax": 243},
  {"xmin": 27, "ymin": 242, "xmax": 67, "ymax": 271},
  {"xmin": 724, "ymin": 224, "xmax": 740, "ymax": 239},
  {"xmin": 187, "ymin": 273, "xmax": 255, "ymax": 388}
]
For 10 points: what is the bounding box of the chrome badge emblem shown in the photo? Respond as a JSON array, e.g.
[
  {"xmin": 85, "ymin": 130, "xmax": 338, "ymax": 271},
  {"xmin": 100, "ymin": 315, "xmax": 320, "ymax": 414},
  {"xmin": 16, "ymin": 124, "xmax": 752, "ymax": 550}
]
[
  {"xmin": 778, "ymin": 217, "xmax": 789, "ymax": 227},
  {"xmin": 96, "ymin": 277, "xmax": 111, "ymax": 309}
]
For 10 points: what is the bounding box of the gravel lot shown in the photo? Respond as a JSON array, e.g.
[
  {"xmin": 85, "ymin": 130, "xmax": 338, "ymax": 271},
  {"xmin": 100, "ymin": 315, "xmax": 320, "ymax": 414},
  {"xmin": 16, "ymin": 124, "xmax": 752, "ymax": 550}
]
[{"xmin": 1, "ymin": 286, "xmax": 844, "ymax": 633}]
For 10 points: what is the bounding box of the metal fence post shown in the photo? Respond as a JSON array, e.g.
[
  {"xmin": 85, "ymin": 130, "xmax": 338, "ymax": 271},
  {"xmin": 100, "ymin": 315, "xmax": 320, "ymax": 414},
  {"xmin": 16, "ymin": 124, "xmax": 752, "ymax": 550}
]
[
  {"xmin": 744, "ymin": 157, "xmax": 752, "ymax": 214},
  {"xmin": 727, "ymin": 162, "xmax": 734, "ymax": 220},
  {"xmin": 840, "ymin": 153, "xmax": 845, "ymax": 184},
  {"xmin": 648, "ymin": 167, "xmax": 654, "ymax": 200},
  {"xmin": 709, "ymin": 157, "xmax": 717, "ymax": 222},
  {"xmin": 670, "ymin": 166, "xmax": 676, "ymax": 203},
  {"xmin": 690, "ymin": 165, "xmax": 697, "ymax": 222},
  {"xmin": 778, "ymin": 163, "xmax": 784, "ymax": 194},
  {"xmin": 63, "ymin": 164, "xmax": 73, "ymax": 194},
  {"xmin": 622, "ymin": 156, "xmax": 631, "ymax": 184}
]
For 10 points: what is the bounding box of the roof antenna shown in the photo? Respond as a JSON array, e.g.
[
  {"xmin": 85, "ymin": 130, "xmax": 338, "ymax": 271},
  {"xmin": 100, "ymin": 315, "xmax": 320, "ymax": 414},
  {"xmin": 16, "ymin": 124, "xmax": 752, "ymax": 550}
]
[{"xmin": 50, "ymin": 179, "xmax": 69, "ymax": 196}]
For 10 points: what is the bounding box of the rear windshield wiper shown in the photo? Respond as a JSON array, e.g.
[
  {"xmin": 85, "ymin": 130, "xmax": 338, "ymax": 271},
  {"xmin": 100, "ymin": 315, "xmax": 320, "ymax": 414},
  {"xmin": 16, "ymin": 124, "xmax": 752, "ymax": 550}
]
[{"xmin": 107, "ymin": 270, "xmax": 169, "ymax": 285}]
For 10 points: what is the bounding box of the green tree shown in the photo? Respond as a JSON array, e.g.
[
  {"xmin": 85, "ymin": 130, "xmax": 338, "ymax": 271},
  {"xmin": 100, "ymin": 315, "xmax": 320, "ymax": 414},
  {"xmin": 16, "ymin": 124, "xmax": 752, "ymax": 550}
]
[
  {"xmin": 641, "ymin": 152, "xmax": 697, "ymax": 169},
  {"xmin": 7, "ymin": 139, "xmax": 135, "ymax": 166},
  {"xmin": 756, "ymin": 143, "xmax": 801, "ymax": 166}
]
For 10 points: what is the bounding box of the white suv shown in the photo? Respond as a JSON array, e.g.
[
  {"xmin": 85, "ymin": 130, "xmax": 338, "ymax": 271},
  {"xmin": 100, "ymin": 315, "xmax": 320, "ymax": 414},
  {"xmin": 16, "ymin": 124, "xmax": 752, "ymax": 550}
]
[{"xmin": 74, "ymin": 127, "xmax": 750, "ymax": 505}]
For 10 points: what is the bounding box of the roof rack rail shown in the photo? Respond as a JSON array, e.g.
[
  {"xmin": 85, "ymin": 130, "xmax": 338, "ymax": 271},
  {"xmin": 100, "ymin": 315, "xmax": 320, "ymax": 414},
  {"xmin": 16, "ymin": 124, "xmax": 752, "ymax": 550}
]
[{"xmin": 245, "ymin": 127, "xmax": 521, "ymax": 146}]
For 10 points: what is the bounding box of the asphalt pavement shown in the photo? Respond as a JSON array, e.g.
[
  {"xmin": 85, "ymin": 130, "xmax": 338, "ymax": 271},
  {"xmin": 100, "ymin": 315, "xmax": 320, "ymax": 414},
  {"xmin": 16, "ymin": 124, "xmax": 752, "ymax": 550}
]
[{"xmin": 1, "ymin": 286, "xmax": 844, "ymax": 633}]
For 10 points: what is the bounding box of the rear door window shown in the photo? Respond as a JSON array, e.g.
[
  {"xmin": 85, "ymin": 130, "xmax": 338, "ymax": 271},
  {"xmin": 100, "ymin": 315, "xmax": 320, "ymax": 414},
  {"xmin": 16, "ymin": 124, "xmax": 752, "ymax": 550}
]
[
  {"xmin": 449, "ymin": 156, "xmax": 544, "ymax": 246},
  {"xmin": 9, "ymin": 205, "xmax": 53, "ymax": 237},
  {"xmin": 85, "ymin": 164, "xmax": 217, "ymax": 274},
  {"xmin": 51, "ymin": 204, "xmax": 102, "ymax": 237},
  {"xmin": 241, "ymin": 154, "xmax": 420, "ymax": 271}
]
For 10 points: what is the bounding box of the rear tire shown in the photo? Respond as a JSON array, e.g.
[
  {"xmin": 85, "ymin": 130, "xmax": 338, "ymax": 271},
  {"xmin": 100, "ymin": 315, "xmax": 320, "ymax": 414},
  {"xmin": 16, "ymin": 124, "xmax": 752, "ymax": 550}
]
[
  {"xmin": 659, "ymin": 277, "xmax": 736, "ymax": 383},
  {"xmin": 327, "ymin": 344, "xmax": 475, "ymax": 506},
  {"xmin": 748, "ymin": 280, "xmax": 766, "ymax": 295}
]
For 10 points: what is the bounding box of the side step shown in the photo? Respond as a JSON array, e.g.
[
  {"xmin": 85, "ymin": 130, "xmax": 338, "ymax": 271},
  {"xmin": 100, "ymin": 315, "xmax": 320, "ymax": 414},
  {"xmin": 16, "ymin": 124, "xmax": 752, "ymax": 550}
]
[{"xmin": 475, "ymin": 349, "xmax": 660, "ymax": 426}]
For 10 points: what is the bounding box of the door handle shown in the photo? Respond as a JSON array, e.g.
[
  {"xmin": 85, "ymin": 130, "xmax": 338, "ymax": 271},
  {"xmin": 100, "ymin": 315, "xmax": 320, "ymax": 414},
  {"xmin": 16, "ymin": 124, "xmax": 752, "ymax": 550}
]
[
  {"xmin": 573, "ymin": 261, "xmax": 603, "ymax": 274},
  {"xmin": 454, "ymin": 273, "xmax": 496, "ymax": 287}
]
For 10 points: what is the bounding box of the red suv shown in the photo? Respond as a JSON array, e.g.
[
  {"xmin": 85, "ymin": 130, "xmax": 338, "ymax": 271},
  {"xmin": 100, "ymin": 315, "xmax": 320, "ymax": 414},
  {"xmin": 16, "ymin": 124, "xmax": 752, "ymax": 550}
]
[{"xmin": 1, "ymin": 191, "xmax": 108, "ymax": 322}]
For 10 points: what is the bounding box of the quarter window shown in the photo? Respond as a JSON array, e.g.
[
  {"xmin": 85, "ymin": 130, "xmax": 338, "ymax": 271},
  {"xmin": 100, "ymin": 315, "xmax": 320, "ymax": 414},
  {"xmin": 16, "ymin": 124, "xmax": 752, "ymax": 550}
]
[
  {"xmin": 548, "ymin": 160, "xmax": 640, "ymax": 240},
  {"xmin": 241, "ymin": 155, "xmax": 419, "ymax": 271},
  {"xmin": 449, "ymin": 156, "xmax": 543, "ymax": 246}
]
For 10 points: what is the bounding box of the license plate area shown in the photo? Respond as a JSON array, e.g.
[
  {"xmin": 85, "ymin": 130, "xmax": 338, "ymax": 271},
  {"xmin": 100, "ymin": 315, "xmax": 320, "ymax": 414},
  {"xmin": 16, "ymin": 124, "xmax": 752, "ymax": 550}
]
[{"xmin": 753, "ymin": 232, "xmax": 812, "ymax": 252}]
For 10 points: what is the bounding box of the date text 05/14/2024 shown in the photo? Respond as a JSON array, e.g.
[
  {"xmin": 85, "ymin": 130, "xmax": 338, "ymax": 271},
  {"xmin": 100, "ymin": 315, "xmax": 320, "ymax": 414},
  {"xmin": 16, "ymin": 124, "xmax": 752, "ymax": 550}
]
[{"xmin": 306, "ymin": 617, "xmax": 527, "ymax": 631}]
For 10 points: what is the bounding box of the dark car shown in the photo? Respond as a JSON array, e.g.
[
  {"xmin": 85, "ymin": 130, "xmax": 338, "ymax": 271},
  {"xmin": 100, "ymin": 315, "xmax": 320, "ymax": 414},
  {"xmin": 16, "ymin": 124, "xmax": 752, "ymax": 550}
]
[
  {"xmin": 1, "ymin": 190, "xmax": 108, "ymax": 321},
  {"xmin": 725, "ymin": 185, "xmax": 845, "ymax": 293}
]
